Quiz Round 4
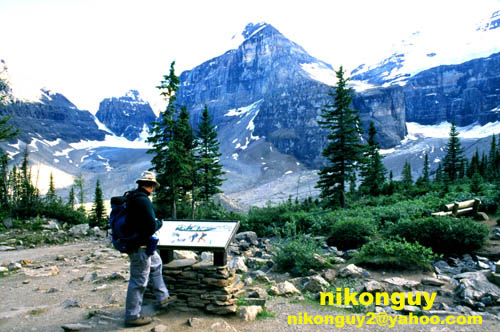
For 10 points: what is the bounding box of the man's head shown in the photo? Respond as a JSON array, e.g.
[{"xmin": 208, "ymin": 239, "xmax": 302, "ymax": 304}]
[{"xmin": 136, "ymin": 171, "xmax": 160, "ymax": 193}]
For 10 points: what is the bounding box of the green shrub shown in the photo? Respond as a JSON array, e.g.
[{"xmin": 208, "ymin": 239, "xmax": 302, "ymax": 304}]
[
  {"xmin": 387, "ymin": 216, "xmax": 489, "ymax": 255},
  {"xmin": 194, "ymin": 200, "xmax": 247, "ymax": 222},
  {"xmin": 352, "ymin": 237, "xmax": 440, "ymax": 270},
  {"xmin": 273, "ymin": 235, "xmax": 325, "ymax": 276},
  {"xmin": 244, "ymin": 201, "xmax": 325, "ymax": 237},
  {"xmin": 327, "ymin": 217, "xmax": 376, "ymax": 250},
  {"xmin": 39, "ymin": 201, "xmax": 88, "ymax": 226}
]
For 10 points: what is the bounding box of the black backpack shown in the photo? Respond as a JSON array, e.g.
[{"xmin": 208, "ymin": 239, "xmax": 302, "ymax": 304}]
[{"xmin": 109, "ymin": 192, "xmax": 137, "ymax": 253}]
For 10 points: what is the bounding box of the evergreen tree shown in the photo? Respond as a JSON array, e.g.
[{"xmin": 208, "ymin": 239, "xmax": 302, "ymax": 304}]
[
  {"xmin": 68, "ymin": 186, "xmax": 75, "ymax": 209},
  {"xmin": 175, "ymin": 105, "xmax": 197, "ymax": 218},
  {"xmin": 434, "ymin": 163, "xmax": 443, "ymax": 183},
  {"xmin": 470, "ymin": 172, "xmax": 482, "ymax": 194},
  {"xmin": 147, "ymin": 62, "xmax": 180, "ymax": 218},
  {"xmin": 315, "ymin": 66, "xmax": 364, "ymax": 208},
  {"xmin": 46, "ymin": 172, "xmax": 57, "ymax": 202},
  {"xmin": 488, "ymin": 134, "xmax": 498, "ymax": 180},
  {"xmin": 442, "ymin": 122, "xmax": 464, "ymax": 182},
  {"xmin": 479, "ymin": 152, "xmax": 488, "ymax": 178},
  {"xmin": 0, "ymin": 95, "xmax": 19, "ymax": 208},
  {"xmin": 422, "ymin": 152, "xmax": 430, "ymax": 183},
  {"xmin": 359, "ymin": 122, "xmax": 386, "ymax": 196},
  {"xmin": 147, "ymin": 62, "xmax": 197, "ymax": 219},
  {"xmin": 19, "ymin": 148, "xmax": 38, "ymax": 208},
  {"xmin": 74, "ymin": 174, "xmax": 85, "ymax": 214},
  {"xmin": 196, "ymin": 105, "xmax": 225, "ymax": 202},
  {"xmin": 89, "ymin": 179, "xmax": 106, "ymax": 228},
  {"xmin": 402, "ymin": 159, "xmax": 413, "ymax": 188},
  {"xmin": 349, "ymin": 173, "xmax": 357, "ymax": 195},
  {"xmin": 0, "ymin": 77, "xmax": 7, "ymax": 105},
  {"xmin": 467, "ymin": 149, "xmax": 480, "ymax": 178}
]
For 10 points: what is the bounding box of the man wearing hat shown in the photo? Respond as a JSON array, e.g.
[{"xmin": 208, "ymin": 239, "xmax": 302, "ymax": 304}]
[{"xmin": 124, "ymin": 171, "xmax": 176, "ymax": 327}]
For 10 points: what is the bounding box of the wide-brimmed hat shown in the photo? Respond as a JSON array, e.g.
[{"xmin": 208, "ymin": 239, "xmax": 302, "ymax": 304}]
[{"xmin": 136, "ymin": 171, "xmax": 160, "ymax": 187}]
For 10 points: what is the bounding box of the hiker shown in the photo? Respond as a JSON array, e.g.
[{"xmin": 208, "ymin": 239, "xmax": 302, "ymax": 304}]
[{"xmin": 124, "ymin": 171, "xmax": 176, "ymax": 327}]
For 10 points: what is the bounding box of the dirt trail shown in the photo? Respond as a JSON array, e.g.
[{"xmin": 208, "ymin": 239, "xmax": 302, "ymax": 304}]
[{"xmin": 1, "ymin": 240, "xmax": 499, "ymax": 332}]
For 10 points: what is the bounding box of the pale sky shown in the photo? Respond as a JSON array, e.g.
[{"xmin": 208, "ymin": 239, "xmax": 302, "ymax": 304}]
[{"xmin": 1, "ymin": 0, "xmax": 499, "ymax": 113}]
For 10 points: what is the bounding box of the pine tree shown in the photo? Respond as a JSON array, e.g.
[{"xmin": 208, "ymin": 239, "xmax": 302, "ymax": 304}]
[
  {"xmin": 359, "ymin": 122, "xmax": 386, "ymax": 196},
  {"xmin": 402, "ymin": 160, "xmax": 413, "ymax": 188},
  {"xmin": 442, "ymin": 122, "xmax": 464, "ymax": 182},
  {"xmin": 147, "ymin": 62, "xmax": 197, "ymax": 219},
  {"xmin": 19, "ymin": 148, "xmax": 38, "ymax": 209},
  {"xmin": 175, "ymin": 105, "xmax": 197, "ymax": 218},
  {"xmin": 68, "ymin": 186, "xmax": 75, "ymax": 209},
  {"xmin": 422, "ymin": 152, "xmax": 430, "ymax": 183},
  {"xmin": 46, "ymin": 172, "xmax": 57, "ymax": 202},
  {"xmin": 479, "ymin": 152, "xmax": 488, "ymax": 178},
  {"xmin": 147, "ymin": 62, "xmax": 180, "ymax": 218},
  {"xmin": 315, "ymin": 66, "xmax": 364, "ymax": 208},
  {"xmin": 434, "ymin": 163, "xmax": 443, "ymax": 183},
  {"xmin": 89, "ymin": 179, "xmax": 106, "ymax": 228},
  {"xmin": 74, "ymin": 174, "xmax": 85, "ymax": 214},
  {"xmin": 470, "ymin": 172, "xmax": 482, "ymax": 194},
  {"xmin": 488, "ymin": 134, "xmax": 498, "ymax": 180},
  {"xmin": 196, "ymin": 105, "xmax": 225, "ymax": 202},
  {"xmin": 0, "ymin": 103, "xmax": 19, "ymax": 208},
  {"xmin": 468, "ymin": 149, "xmax": 480, "ymax": 178}
]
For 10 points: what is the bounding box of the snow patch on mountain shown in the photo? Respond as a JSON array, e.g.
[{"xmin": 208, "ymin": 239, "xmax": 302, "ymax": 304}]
[
  {"xmin": 229, "ymin": 22, "xmax": 268, "ymax": 49},
  {"xmin": 225, "ymin": 99, "xmax": 263, "ymax": 117},
  {"xmin": 406, "ymin": 121, "xmax": 500, "ymax": 139},
  {"xmin": 352, "ymin": 9, "xmax": 500, "ymax": 86},
  {"xmin": 300, "ymin": 62, "xmax": 337, "ymax": 86},
  {"xmin": 69, "ymin": 135, "xmax": 150, "ymax": 150}
]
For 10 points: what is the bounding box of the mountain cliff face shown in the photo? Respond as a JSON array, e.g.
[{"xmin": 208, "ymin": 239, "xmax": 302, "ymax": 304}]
[
  {"xmin": 176, "ymin": 23, "xmax": 407, "ymax": 168},
  {"xmin": 404, "ymin": 52, "xmax": 500, "ymax": 126},
  {"xmin": 0, "ymin": 89, "xmax": 106, "ymax": 143},
  {"xmin": 95, "ymin": 90, "xmax": 156, "ymax": 140}
]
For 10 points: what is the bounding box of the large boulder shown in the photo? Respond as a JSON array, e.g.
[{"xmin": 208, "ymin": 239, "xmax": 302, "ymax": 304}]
[
  {"xmin": 68, "ymin": 224, "xmax": 89, "ymax": 237},
  {"xmin": 229, "ymin": 257, "xmax": 248, "ymax": 273},
  {"xmin": 455, "ymin": 271, "xmax": 500, "ymax": 307},
  {"xmin": 302, "ymin": 275, "xmax": 330, "ymax": 293},
  {"xmin": 338, "ymin": 264, "xmax": 365, "ymax": 278}
]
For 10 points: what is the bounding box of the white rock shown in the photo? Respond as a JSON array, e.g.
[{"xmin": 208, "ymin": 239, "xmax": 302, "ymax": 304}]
[
  {"xmin": 338, "ymin": 264, "xmax": 365, "ymax": 278},
  {"xmin": 69, "ymin": 224, "xmax": 89, "ymax": 236},
  {"xmin": 239, "ymin": 305, "xmax": 263, "ymax": 321},
  {"xmin": 229, "ymin": 257, "xmax": 248, "ymax": 273},
  {"xmin": 276, "ymin": 281, "xmax": 301, "ymax": 296},
  {"xmin": 383, "ymin": 277, "xmax": 420, "ymax": 289}
]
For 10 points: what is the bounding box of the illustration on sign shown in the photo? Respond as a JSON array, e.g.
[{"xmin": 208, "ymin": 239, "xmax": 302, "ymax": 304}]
[{"xmin": 157, "ymin": 221, "xmax": 239, "ymax": 249}]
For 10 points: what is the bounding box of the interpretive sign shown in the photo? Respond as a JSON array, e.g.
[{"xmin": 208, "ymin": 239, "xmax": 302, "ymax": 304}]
[{"xmin": 157, "ymin": 219, "xmax": 240, "ymax": 266}]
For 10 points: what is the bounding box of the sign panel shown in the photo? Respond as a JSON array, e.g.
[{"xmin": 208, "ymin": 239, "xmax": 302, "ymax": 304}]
[{"xmin": 157, "ymin": 220, "xmax": 239, "ymax": 250}]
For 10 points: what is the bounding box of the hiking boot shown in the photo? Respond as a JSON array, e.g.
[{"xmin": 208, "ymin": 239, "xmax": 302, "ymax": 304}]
[
  {"xmin": 159, "ymin": 295, "xmax": 177, "ymax": 307},
  {"xmin": 125, "ymin": 315, "xmax": 152, "ymax": 327}
]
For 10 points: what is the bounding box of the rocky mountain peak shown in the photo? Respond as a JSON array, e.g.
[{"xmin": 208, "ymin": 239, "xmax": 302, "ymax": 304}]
[
  {"xmin": 39, "ymin": 88, "xmax": 78, "ymax": 109},
  {"xmin": 241, "ymin": 22, "xmax": 269, "ymax": 39},
  {"xmin": 477, "ymin": 9, "xmax": 500, "ymax": 31},
  {"xmin": 95, "ymin": 90, "xmax": 155, "ymax": 141}
]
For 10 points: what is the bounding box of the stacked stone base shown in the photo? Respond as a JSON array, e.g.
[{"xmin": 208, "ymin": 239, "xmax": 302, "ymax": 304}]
[{"xmin": 160, "ymin": 258, "xmax": 243, "ymax": 314}]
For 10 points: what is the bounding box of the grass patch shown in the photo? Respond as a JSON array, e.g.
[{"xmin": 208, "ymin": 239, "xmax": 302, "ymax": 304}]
[
  {"xmin": 257, "ymin": 307, "xmax": 276, "ymax": 320},
  {"xmin": 351, "ymin": 237, "xmax": 440, "ymax": 271},
  {"xmin": 29, "ymin": 308, "xmax": 47, "ymax": 316},
  {"xmin": 237, "ymin": 295, "xmax": 249, "ymax": 306}
]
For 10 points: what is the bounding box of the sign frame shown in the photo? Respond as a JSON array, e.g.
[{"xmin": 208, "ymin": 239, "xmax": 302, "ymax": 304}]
[{"xmin": 157, "ymin": 219, "xmax": 240, "ymax": 266}]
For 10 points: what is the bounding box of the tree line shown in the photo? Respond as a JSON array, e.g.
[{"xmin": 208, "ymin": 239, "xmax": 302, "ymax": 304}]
[
  {"xmin": 147, "ymin": 61, "xmax": 225, "ymax": 219},
  {"xmin": 1, "ymin": 80, "xmax": 107, "ymax": 227},
  {"xmin": 316, "ymin": 66, "xmax": 500, "ymax": 208}
]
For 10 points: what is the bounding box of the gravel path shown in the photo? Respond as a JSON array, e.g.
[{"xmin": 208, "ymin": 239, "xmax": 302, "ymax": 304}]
[{"xmin": 1, "ymin": 240, "xmax": 499, "ymax": 332}]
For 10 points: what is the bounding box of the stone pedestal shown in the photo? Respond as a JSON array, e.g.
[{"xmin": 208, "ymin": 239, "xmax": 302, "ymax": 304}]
[{"xmin": 160, "ymin": 258, "xmax": 243, "ymax": 314}]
